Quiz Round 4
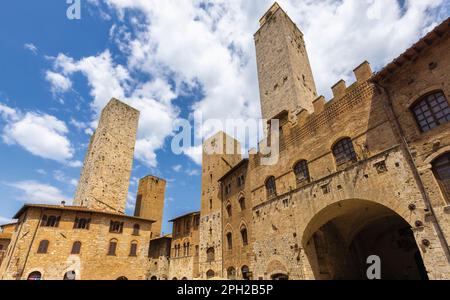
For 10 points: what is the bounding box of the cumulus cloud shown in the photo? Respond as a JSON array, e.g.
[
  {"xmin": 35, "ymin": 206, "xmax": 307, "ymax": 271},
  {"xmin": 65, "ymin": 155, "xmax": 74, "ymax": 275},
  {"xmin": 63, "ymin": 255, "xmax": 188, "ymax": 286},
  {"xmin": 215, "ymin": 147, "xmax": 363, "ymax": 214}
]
[
  {"xmin": 0, "ymin": 216, "xmax": 14, "ymax": 225},
  {"xmin": 45, "ymin": 71, "xmax": 72, "ymax": 94},
  {"xmin": 61, "ymin": 0, "xmax": 448, "ymax": 167},
  {"xmin": 0, "ymin": 103, "xmax": 78, "ymax": 165},
  {"xmin": 6, "ymin": 180, "xmax": 72, "ymax": 205}
]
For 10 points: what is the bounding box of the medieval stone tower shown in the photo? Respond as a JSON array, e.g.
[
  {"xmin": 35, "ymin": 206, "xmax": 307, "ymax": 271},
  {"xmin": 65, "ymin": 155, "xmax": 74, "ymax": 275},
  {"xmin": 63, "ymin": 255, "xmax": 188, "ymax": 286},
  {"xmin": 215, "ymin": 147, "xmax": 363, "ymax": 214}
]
[
  {"xmin": 134, "ymin": 175, "xmax": 166, "ymax": 237},
  {"xmin": 199, "ymin": 132, "xmax": 242, "ymax": 279},
  {"xmin": 255, "ymin": 2, "xmax": 317, "ymax": 120},
  {"xmin": 74, "ymin": 98, "xmax": 139, "ymax": 214}
]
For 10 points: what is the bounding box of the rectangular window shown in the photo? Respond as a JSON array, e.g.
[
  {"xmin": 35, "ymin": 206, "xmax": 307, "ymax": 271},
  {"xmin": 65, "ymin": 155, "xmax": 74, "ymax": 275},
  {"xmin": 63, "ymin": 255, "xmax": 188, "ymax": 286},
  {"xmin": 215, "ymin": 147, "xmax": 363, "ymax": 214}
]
[{"xmin": 109, "ymin": 221, "xmax": 124, "ymax": 233}]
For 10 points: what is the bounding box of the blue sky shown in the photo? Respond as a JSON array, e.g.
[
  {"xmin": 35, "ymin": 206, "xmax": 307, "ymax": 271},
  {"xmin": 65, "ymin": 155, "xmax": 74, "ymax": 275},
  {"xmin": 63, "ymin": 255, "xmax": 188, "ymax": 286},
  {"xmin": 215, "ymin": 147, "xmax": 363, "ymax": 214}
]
[{"xmin": 0, "ymin": 0, "xmax": 448, "ymax": 234}]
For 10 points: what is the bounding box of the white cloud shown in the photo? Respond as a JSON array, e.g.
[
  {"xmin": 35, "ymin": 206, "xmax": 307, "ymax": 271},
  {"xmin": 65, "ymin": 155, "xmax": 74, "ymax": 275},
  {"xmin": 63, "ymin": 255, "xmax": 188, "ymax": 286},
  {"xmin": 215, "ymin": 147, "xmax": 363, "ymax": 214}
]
[
  {"xmin": 172, "ymin": 164, "xmax": 182, "ymax": 172},
  {"xmin": 0, "ymin": 103, "xmax": 78, "ymax": 165},
  {"xmin": 73, "ymin": 0, "xmax": 448, "ymax": 167},
  {"xmin": 0, "ymin": 216, "xmax": 14, "ymax": 225},
  {"xmin": 53, "ymin": 170, "xmax": 78, "ymax": 187},
  {"xmin": 6, "ymin": 180, "xmax": 72, "ymax": 205},
  {"xmin": 36, "ymin": 169, "xmax": 47, "ymax": 175},
  {"xmin": 186, "ymin": 168, "xmax": 200, "ymax": 176},
  {"xmin": 45, "ymin": 71, "xmax": 72, "ymax": 94},
  {"xmin": 24, "ymin": 43, "xmax": 38, "ymax": 54}
]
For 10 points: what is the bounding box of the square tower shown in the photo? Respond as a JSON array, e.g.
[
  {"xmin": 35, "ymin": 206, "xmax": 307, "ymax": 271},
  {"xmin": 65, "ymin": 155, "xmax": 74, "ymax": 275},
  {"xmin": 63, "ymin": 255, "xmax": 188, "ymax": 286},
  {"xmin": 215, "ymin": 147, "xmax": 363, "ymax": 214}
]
[
  {"xmin": 134, "ymin": 175, "xmax": 166, "ymax": 238},
  {"xmin": 74, "ymin": 98, "xmax": 139, "ymax": 214},
  {"xmin": 199, "ymin": 132, "xmax": 242, "ymax": 279},
  {"xmin": 255, "ymin": 3, "xmax": 318, "ymax": 120}
]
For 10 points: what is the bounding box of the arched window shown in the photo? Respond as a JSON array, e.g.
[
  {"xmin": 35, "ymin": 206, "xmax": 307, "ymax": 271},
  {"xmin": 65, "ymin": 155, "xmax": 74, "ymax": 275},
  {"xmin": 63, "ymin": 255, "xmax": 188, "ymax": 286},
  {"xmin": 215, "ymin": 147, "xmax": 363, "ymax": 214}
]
[
  {"xmin": 186, "ymin": 242, "xmax": 190, "ymax": 256},
  {"xmin": 226, "ymin": 232, "xmax": 233, "ymax": 250},
  {"xmin": 71, "ymin": 241, "xmax": 81, "ymax": 255},
  {"xmin": 206, "ymin": 247, "xmax": 215, "ymax": 262},
  {"xmin": 227, "ymin": 267, "xmax": 236, "ymax": 280},
  {"xmin": 129, "ymin": 241, "xmax": 138, "ymax": 257},
  {"xmin": 63, "ymin": 271, "xmax": 76, "ymax": 280},
  {"xmin": 241, "ymin": 265, "xmax": 250, "ymax": 280},
  {"xmin": 240, "ymin": 226, "xmax": 248, "ymax": 246},
  {"xmin": 133, "ymin": 224, "xmax": 140, "ymax": 236},
  {"xmin": 116, "ymin": 276, "xmax": 128, "ymax": 280},
  {"xmin": 226, "ymin": 203, "xmax": 232, "ymax": 218},
  {"xmin": 332, "ymin": 138, "xmax": 357, "ymax": 167},
  {"xmin": 239, "ymin": 198, "xmax": 246, "ymax": 210},
  {"xmin": 108, "ymin": 239, "xmax": 118, "ymax": 256},
  {"xmin": 37, "ymin": 240, "xmax": 49, "ymax": 254},
  {"xmin": 411, "ymin": 91, "xmax": 450, "ymax": 132},
  {"xmin": 206, "ymin": 270, "xmax": 215, "ymax": 279},
  {"xmin": 182, "ymin": 277, "xmax": 188, "ymax": 280},
  {"xmin": 172, "ymin": 277, "xmax": 178, "ymax": 280},
  {"xmin": 27, "ymin": 271, "xmax": 42, "ymax": 280},
  {"xmin": 432, "ymin": 153, "xmax": 450, "ymax": 203},
  {"xmin": 294, "ymin": 160, "xmax": 310, "ymax": 184},
  {"xmin": 150, "ymin": 276, "xmax": 157, "ymax": 280},
  {"xmin": 265, "ymin": 176, "xmax": 277, "ymax": 198}
]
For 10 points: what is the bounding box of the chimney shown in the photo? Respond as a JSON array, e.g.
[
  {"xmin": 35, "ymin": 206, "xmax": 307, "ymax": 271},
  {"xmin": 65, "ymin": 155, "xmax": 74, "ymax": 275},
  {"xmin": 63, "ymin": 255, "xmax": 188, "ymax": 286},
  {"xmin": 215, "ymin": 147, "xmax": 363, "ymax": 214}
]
[
  {"xmin": 331, "ymin": 80, "xmax": 346, "ymax": 99},
  {"xmin": 353, "ymin": 61, "xmax": 372, "ymax": 83}
]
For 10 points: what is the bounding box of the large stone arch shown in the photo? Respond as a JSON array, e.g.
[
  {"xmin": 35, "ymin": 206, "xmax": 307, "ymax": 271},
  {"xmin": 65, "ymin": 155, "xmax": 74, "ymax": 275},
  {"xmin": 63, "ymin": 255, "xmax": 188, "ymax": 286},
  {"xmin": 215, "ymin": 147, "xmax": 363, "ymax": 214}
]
[
  {"xmin": 300, "ymin": 199, "xmax": 428, "ymax": 280},
  {"xmin": 265, "ymin": 258, "xmax": 289, "ymax": 279}
]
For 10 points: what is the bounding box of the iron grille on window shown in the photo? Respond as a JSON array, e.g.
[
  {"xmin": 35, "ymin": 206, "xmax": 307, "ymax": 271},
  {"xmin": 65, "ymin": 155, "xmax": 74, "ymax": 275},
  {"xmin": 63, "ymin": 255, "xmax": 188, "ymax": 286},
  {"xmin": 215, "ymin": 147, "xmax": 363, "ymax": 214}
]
[
  {"xmin": 332, "ymin": 138, "xmax": 357, "ymax": 167},
  {"xmin": 433, "ymin": 153, "xmax": 450, "ymax": 204},
  {"xmin": 412, "ymin": 91, "xmax": 450, "ymax": 132},
  {"xmin": 266, "ymin": 176, "xmax": 277, "ymax": 198},
  {"xmin": 294, "ymin": 160, "xmax": 310, "ymax": 184}
]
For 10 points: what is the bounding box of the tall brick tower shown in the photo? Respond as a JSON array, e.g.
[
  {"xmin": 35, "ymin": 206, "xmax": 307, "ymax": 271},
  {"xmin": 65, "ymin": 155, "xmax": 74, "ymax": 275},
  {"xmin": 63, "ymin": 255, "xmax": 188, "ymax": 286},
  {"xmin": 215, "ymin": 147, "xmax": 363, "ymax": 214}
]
[
  {"xmin": 199, "ymin": 132, "xmax": 242, "ymax": 279},
  {"xmin": 134, "ymin": 175, "xmax": 166, "ymax": 237},
  {"xmin": 255, "ymin": 2, "xmax": 318, "ymax": 120},
  {"xmin": 74, "ymin": 98, "xmax": 139, "ymax": 214}
]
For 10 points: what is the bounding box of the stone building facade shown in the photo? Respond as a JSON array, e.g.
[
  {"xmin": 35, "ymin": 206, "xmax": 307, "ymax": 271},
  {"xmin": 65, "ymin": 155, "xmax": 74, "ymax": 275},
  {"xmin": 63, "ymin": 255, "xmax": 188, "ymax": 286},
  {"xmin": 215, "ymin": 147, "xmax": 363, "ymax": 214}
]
[
  {"xmin": 167, "ymin": 212, "xmax": 200, "ymax": 280},
  {"xmin": 1, "ymin": 2, "xmax": 449, "ymax": 281},
  {"xmin": 0, "ymin": 223, "xmax": 15, "ymax": 267}
]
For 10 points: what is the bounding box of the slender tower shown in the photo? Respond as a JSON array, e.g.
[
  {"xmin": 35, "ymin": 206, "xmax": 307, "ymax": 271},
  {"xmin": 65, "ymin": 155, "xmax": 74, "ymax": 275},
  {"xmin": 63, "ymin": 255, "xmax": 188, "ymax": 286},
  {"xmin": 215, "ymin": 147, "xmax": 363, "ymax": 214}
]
[
  {"xmin": 255, "ymin": 2, "xmax": 318, "ymax": 120},
  {"xmin": 74, "ymin": 98, "xmax": 140, "ymax": 214},
  {"xmin": 134, "ymin": 175, "xmax": 166, "ymax": 237}
]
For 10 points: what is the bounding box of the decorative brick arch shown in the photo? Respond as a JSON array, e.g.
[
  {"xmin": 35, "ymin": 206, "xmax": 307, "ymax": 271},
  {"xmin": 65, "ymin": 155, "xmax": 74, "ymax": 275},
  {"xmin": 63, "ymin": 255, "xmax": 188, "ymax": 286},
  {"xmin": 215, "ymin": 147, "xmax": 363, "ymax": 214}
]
[{"xmin": 424, "ymin": 146, "xmax": 450, "ymax": 166}]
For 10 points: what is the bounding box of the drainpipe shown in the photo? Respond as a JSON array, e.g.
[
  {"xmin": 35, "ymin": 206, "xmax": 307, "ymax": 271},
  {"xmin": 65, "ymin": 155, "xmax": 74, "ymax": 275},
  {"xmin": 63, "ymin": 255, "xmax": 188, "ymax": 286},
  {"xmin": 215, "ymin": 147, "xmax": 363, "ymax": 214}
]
[{"xmin": 374, "ymin": 81, "xmax": 450, "ymax": 260}]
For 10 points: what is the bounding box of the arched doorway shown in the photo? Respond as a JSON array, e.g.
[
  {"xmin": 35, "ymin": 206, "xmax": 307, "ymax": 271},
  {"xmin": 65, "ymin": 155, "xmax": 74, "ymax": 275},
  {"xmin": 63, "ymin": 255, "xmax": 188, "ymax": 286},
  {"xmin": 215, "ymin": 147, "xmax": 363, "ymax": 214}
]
[
  {"xmin": 27, "ymin": 271, "xmax": 42, "ymax": 280},
  {"xmin": 63, "ymin": 271, "xmax": 76, "ymax": 280},
  {"xmin": 206, "ymin": 270, "xmax": 215, "ymax": 279},
  {"xmin": 150, "ymin": 276, "xmax": 157, "ymax": 280},
  {"xmin": 302, "ymin": 199, "xmax": 428, "ymax": 280},
  {"xmin": 116, "ymin": 276, "xmax": 128, "ymax": 280}
]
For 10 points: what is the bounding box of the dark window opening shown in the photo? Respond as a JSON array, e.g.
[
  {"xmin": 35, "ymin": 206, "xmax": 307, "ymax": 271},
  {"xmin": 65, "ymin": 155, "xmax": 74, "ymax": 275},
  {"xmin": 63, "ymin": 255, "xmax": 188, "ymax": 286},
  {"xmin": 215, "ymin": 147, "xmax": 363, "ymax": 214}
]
[
  {"xmin": 432, "ymin": 152, "xmax": 450, "ymax": 204},
  {"xmin": 412, "ymin": 91, "xmax": 450, "ymax": 132},
  {"xmin": 266, "ymin": 176, "xmax": 277, "ymax": 198},
  {"xmin": 294, "ymin": 160, "xmax": 310, "ymax": 185},
  {"xmin": 37, "ymin": 240, "xmax": 49, "ymax": 254},
  {"xmin": 332, "ymin": 138, "xmax": 357, "ymax": 167},
  {"xmin": 71, "ymin": 241, "xmax": 81, "ymax": 255}
]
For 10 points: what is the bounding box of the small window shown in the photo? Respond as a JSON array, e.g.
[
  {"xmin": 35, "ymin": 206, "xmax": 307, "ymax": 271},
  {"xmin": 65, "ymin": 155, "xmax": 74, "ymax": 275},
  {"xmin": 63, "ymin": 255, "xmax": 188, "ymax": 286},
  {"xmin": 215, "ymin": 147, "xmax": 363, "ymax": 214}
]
[
  {"xmin": 37, "ymin": 240, "xmax": 49, "ymax": 254},
  {"xmin": 129, "ymin": 241, "xmax": 138, "ymax": 257},
  {"xmin": 265, "ymin": 176, "xmax": 277, "ymax": 198},
  {"xmin": 42, "ymin": 215, "xmax": 60, "ymax": 228},
  {"xmin": 108, "ymin": 239, "xmax": 118, "ymax": 256},
  {"xmin": 0, "ymin": 245, "xmax": 3, "ymax": 251},
  {"xmin": 332, "ymin": 138, "xmax": 357, "ymax": 167},
  {"xmin": 237, "ymin": 175, "xmax": 245, "ymax": 187},
  {"xmin": 74, "ymin": 218, "xmax": 90, "ymax": 230},
  {"xmin": 432, "ymin": 153, "xmax": 450, "ymax": 204},
  {"xmin": 206, "ymin": 247, "xmax": 215, "ymax": 262},
  {"xmin": 133, "ymin": 224, "xmax": 140, "ymax": 236},
  {"xmin": 294, "ymin": 160, "xmax": 310, "ymax": 184},
  {"xmin": 241, "ymin": 227, "xmax": 248, "ymax": 246},
  {"xmin": 185, "ymin": 220, "xmax": 191, "ymax": 232},
  {"xmin": 206, "ymin": 270, "xmax": 215, "ymax": 279},
  {"xmin": 109, "ymin": 221, "xmax": 124, "ymax": 234},
  {"xmin": 71, "ymin": 241, "xmax": 81, "ymax": 255},
  {"xmin": 239, "ymin": 198, "xmax": 246, "ymax": 210},
  {"xmin": 411, "ymin": 91, "xmax": 450, "ymax": 132},
  {"xmin": 226, "ymin": 232, "xmax": 233, "ymax": 250},
  {"xmin": 226, "ymin": 203, "xmax": 232, "ymax": 218}
]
